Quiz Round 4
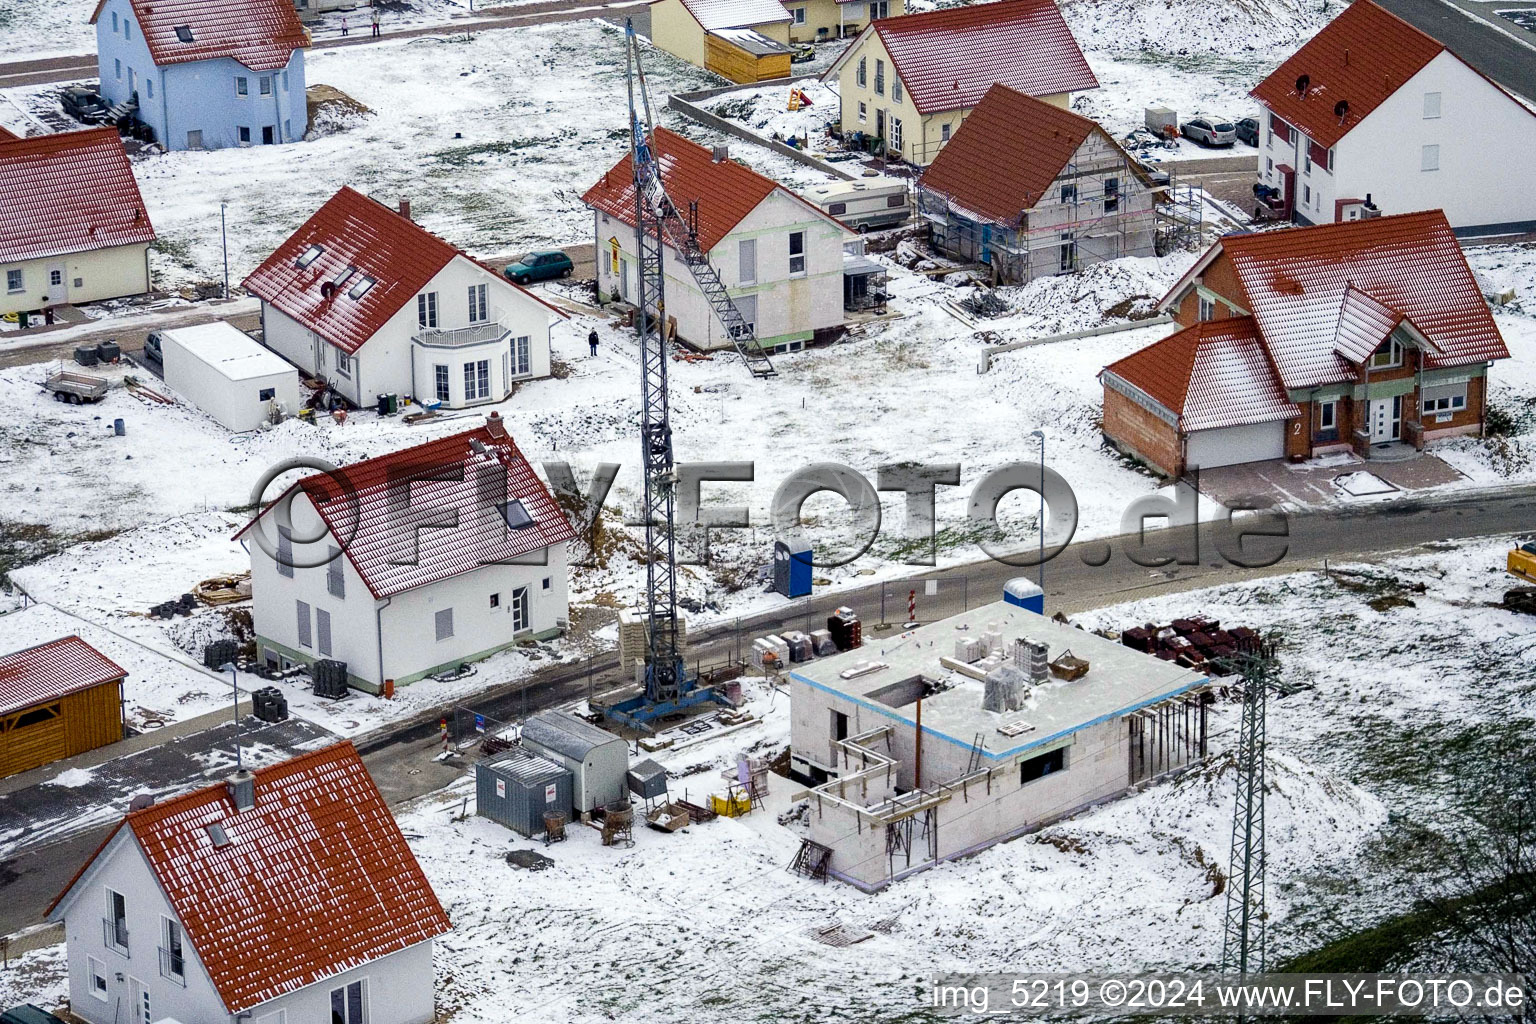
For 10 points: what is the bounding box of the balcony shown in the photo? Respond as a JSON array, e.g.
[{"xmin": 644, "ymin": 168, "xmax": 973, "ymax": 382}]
[
  {"xmin": 414, "ymin": 308, "xmax": 511, "ymax": 348},
  {"xmin": 102, "ymin": 916, "xmax": 129, "ymax": 955},
  {"xmin": 159, "ymin": 946, "xmax": 187, "ymax": 985}
]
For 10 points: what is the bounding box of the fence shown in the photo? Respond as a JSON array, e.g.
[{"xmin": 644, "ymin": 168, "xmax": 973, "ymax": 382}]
[{"xmin": 669, "ymin": 83, "xmax": 858, "ymax": 182}]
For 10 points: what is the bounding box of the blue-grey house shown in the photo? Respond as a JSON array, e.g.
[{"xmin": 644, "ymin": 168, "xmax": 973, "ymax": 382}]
[{"xmin": 89, "ymin": 0, "xmax": 311, "ymax": 151}]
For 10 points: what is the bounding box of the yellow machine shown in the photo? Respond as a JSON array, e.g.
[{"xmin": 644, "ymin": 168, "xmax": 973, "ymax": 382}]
[{"xmin": 1509, "ymin": 541, "xmax": 1536, "ymax": 584}]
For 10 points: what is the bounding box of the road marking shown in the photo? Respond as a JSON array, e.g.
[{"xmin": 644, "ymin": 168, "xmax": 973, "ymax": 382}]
[{"xmin": 1416, "ymin": 0, "xmax": 1536, "ymax": 91}]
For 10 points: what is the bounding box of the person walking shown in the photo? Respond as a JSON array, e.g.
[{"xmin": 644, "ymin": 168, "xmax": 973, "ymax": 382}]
[
  {"xmin": 371, "ymin": 9, "xmax": 380, "ymax": 36},
  {"xmin": 587, "ymin": 329, "xmax": 599, "ymax": 357},
  {"xmin": 340, "ymin": 15, "xmax": 349, "ymax": 34}
]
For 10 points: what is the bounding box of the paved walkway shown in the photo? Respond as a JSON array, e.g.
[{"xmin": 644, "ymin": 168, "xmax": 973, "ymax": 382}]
[{"xmin": 1193, "ymin": 450, "xmax": 1467, "ymax": 508}]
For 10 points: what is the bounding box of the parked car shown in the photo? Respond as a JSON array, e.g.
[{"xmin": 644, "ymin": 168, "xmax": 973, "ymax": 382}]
[
  {"xmin": 1235, "ymin": 117, "xmax": 1260, "ymax": 146},
  {"xmin": 504, "ymin": 250, "xmax": 573, "ymax": 284},
  {"xmin": 1181, "ymin": 118, "xmax": 1236, "ymax": 146},
  {"xmin": 1, "ymin": 1005, "xmax": 69, "ymax": 1024},
  {"xmin": 60, "ymin": 85, "xmax": 107, "ymax": 124},
  {"xmin": 143, "ymin": 330, "xmax": 164, "ymax": 364}
]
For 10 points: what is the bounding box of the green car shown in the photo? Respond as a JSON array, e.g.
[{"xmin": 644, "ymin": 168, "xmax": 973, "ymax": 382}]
[
  {"xmin": 1, "ymin": 1006, "xmax": 68, "ymax": 1024},
  {"xmin": 504, "ymin": 250, "xmax": 573, "ymax": 285}
]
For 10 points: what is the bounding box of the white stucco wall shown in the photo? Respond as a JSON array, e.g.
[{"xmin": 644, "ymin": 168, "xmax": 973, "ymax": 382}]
[
  {"xmin": 592, "ymin": 189, "xmax": 847, "ymax": 352},
  {"xmin": 0, "ymin": 244, "xmax": 151, "ymax": 315},
  {"xmin": 243, "ymin": 939, "xmax": 437, "ymax": 1024},
  {"xmin": 1260, "ymin": 50, "xmax": 1536, "ymax": 232}
]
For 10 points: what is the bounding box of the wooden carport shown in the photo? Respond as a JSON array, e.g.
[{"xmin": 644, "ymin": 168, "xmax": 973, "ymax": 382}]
[{"xmin": 0, "ymin": 635, "xmax": 126, "ymax": 779}]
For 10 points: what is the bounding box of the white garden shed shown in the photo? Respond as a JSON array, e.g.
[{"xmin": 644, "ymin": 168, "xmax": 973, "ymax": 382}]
[{"xmin": 160, "ymin": 322, "xmax": 302, "ymax": 432}]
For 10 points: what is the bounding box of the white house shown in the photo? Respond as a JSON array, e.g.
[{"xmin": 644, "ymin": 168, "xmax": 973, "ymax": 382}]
[
  {"xmin": 1251, "ymin": 0, "xmax": 1536, "ymax": 236},
  {"xmin": 582, "ymin": 129, "xmax": 852, "ymax": 353},
  {"xmin": 236, "ymin": 414, "xmax": 577, "ymax": 692},
  {"xmin": 45, "ymin": 741, "xmax": 451, "ymax": 1024},
  {"xmin": 159, "ymin": 321, "xmax": 302, "ymax": 432},
  {"xmin": 243, "ymin": 187, "xmax": 566, "ymax": 410},
  {"xmin": 0, "ymin": 128, "xmax": 155, "ymax": 319}
]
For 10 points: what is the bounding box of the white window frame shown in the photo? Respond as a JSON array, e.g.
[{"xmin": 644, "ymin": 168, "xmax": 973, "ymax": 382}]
[
  {"xmin": 857, "ymin": 101, "xmax": 867, "ymax": 124},
  {"xmin": 468, "ymin": 283, "xmax": 488, "ymax": 323},
  {"xmin": 464, "ymin": 359, "xmax": 490, "ymax": 400},
  {"xmin": 891, "ymin": 77, "xmax": 901, "ymax": 103},
  {"xmin": 738, "ymin": 237, "xmax": 757, "ymax": 285},
  {"xmin": 889, "ymin": 116, "xmax": 903, "ymax": 151},
  {"xmin": 88, "ymin": 956, "xmax": 109, "ymax": 1000},
  {"xmin": 235, "ymin": 75, "xmax": 248, "ymax": 96},
  {"xmin": 6, "ymin": 268, "xmax": 22, "ymax": 293},
  {"xmin": 115, "ymin": 58, "xmax": 122, "ymax": 79},
  {"xmin": 512, "ymin": 335, "xmax": 531, "ymax": 376},
  {"xmin": 417, "ymin": 291, "xmax": 438, "ymax": 328},
  {"xmin": 874, "ymin": 58, "xmax": 885, "ymax": 96},
  {"xmin": 1318, "ymin": 399, "xmax": 1337, "ymax": 431},
  {"xmin": 856, "ymin": 56, "xmax": 866, "ymax": 88},
  {"xmin": 1423, "ymin": 91, "xmax": 1441, "ymax": 119},
  {"xmin": 434, "ymin": 364, "xmax": 450, "ymax": 403},
  {"xmin": 1421, "ymin": 384, "xmax": 1467, "ymax": 415},
  {"xmin": 1421, "ymin": 144, "xmax": 1439, "ymax": 172},
  {"xmin": 1370, "ymin": 338, "xmax": 1405, "ymax": 369},
  {"xmin": 512, "ymin": 586, "xmax": 530, "ymax": 632},
  {"xmin": 788, "ymin": 230, "xmax": 806, "ymax": 277},
  {"xmin": 1197, "ymin": 295, "xmax": 1216, "ymax": 321},
  {"xmin": 186, "ymin": 129, "xmax": 203, "ymax": 150},
  {"xmin": 334, "ymin": 348, "xmax": 351, "ymax": 377},
  {"xmin": 259, "ymin": 75, "xmax": 272, "ymax": 95},
  {"xmin": 792, "ymin": 6, "xmax": 805, "ymax": 22},
  {"xmin": 940, "ymin": 122, "xmax": 950, "ymax": 143},
  {"xmin": 105, "ymin": 888, "xmax": 129, "ymax": 955},
  {"xmin": 160, "ymin": 916, "xmax": 185, "ymax": 983},
  {"xmin": 330, "ymin": 979, "xmax": 367, "ymax": 1024}
]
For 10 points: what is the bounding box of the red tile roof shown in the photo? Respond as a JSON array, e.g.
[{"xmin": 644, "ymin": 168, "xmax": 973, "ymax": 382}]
[
  {"xmin": 918, "ymin": 84, "xmax": 1101, "ymax": 224},
  {"xmin": 1104, "ymin": 318, "xmax": 1299, "ymax": 432},
  {"xmin": 0, "ymin": 636, "xmax": 125, "ymax": 716},
  {"xmin": 0, "ymin": 128, "xmax": 154, "ymax": 263},
  {"xmin": 50, "ymin": 742, "xmax": 450, "ymax": 1013},
  {"xmin": 668, "ymin": 0, "xmax": 791, "ymax": 30},
  {"xmin": 89, "ymin": 0, "xmax": 309, "ymax": 72},
  {"xmin": 1249, "ymin": 0, "xmax": 1445, "ymax": 149},
  {"xmin": 0, "ymin": 126, "xmax": 18, "ymax": 141},
  {"xmin": 833, "ymin": 0, "xmax": 1098, "ymax": 115},
  {"xmin": 1219, "ymin": 211, "xmax": 1507, "ymax": 389},
  {"xmin": 243, "ymin": 187, "xmax": 561, "ymax": 355},
  {"xmin": 583, "ymin": 128, "xmax": 845, "ymax": 252},
  {"xmin": 236, "ymin": 420, "xmax": 578, "ymax": 599}
]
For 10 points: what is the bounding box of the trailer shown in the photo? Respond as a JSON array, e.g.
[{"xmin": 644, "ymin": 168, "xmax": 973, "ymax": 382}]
[
  {"xmin": 801, "ymin": 177, "xmax": 910, "ymax": 233},
  {"xmin": 42, "ymin": 371, "xmax": 109, "ymax": 404}
]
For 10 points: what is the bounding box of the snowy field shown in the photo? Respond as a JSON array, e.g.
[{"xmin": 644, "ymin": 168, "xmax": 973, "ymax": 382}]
[{"xmin": 7, "ymin": 538, "xmax": 1531, "ymax": 1022}]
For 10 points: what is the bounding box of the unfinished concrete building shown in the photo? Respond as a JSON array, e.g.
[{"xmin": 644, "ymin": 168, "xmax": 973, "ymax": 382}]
[
  {"xmin": 916, "ymin": 85, "xmax": 1158, "ymax": 285},
  {"xmin": 788, "ymin": 587, "xmax": 1210, "ymax": 890}
]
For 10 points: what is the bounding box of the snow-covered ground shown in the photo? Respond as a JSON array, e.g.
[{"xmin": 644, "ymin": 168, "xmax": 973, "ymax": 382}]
[{"xmin": 10, "ymin": 538, "xmax": 1529, "ymax": 1022}]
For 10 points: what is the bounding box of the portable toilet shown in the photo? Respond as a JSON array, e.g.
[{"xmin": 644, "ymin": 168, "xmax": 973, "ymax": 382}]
[
  {"xmin": 1003, "ymin": 577, "xmax": 1044, "ymax": 614},
  {"xmin": 773, "ymin": 536, "xmax": 813, "ymax": 598}
]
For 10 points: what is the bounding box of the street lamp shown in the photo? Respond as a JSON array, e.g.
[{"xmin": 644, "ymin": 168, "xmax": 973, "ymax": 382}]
[
  {"xmin": 220, "ymin": 202, "xmax": 230, "ymax": 300},
  {"xmin": 221, "ymin": 661, "xmax": 241, "ymax": 771},
  {"xmin": 1029, "ymin": 429, "xmax": 1045, "ymax": 598}
]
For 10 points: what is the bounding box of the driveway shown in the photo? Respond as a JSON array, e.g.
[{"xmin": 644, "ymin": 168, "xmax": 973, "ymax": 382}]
[{"xmin": 1191, "ymin": 449, "xmax": 1468, "ymax": 508}]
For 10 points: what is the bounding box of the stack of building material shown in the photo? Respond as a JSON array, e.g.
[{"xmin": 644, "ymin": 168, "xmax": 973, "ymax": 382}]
[
  {"xmin": 1120, "ymin": 618, "xmax": 1264, "ymax": 671},
  {"xmin": 783, "ymin": 630, "xmax": 814, "ymax": 663},
  {"xmin": 250, "ymin": 686, "xmax": 288, "ymax": 722},
  {"xmin": 618, "ymin": 608, "xmax": 688, "ymax": 679},
  {"xmin": 311, "ymin": 659, "xmax": 348, "ymax": 698},
  {"xmin": 827, "ymin": 608, "xmax": 862, "ymax": 651},
  {"xmin": 954, "ymin": 635, "xmax": 982, "ymax": 663},
  {"xmin": 752, "ymin": 635, "xmax": 791, "ymax": 670},
  {"xmin": 981, "ymin": 664, "xmax": 1029, "ymax": 712},
  {"xmin": 809, "ymin": 629, "xmax": 837, "ymax": 656}
]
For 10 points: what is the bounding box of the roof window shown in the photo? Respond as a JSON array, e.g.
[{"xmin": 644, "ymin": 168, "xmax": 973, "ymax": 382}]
[
  {"xmin": 174, "ymin": 25, "xmax": 194, "ymax": 42},
  {"xmin": 205, "ymin": 822, "xmax": 230, "ymax": 848},
  {"xmin": 334, "ymin": 266, "xmax": 357, "ymax": 288},
  {"xmin": 499, "ymin": 500, "xmax": 534, "ymax": 529},
  {"xmin": 347, "ymin": 275, "xmax": 375, "ymax": 299},
  {"xmin": 295, "ymin": 244, "xmax": 323, "ymax": 268}
]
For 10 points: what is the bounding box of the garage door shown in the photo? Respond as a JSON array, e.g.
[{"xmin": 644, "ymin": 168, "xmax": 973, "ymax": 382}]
[{"xmin": 1185, "ymin": 421, "xmax": 1286, "ymax": 469}]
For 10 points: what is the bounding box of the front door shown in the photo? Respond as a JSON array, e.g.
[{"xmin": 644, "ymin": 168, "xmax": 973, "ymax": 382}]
[
  {"xmin": 875, "ymin": 108, "xmax": 885, "ymax": 141},
  {"xmin": 1369, "ymin": 396, "xmax": 1402, "ymax": 443},
  {"xmin": 45, "ymin": 263, "xmax": 67, "ymax": 305},
  {"xmin": 263, "ymin": 125, "xmax": 275, "ymax": 144}
]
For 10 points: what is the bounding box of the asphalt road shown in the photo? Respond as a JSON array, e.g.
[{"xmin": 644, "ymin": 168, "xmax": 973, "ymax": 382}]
[
  {"xmin": 3, "ymin": 482, "xmax": 1533, "ymax": 935},
  {"xmin": 1374, "ymin": 0, "xmax": 1536, "ymax": 100}
]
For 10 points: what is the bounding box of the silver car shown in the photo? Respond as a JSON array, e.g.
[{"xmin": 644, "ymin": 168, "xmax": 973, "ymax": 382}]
[{"xmin": 1182, "ymin": 117, "xmax": 1237, "ymax": 146}]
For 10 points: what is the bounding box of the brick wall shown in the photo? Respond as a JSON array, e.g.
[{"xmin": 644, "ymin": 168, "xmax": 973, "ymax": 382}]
[
  {"xmin": 1102, "ymin": 384, "xmax": 1182, "ymax": 477},
  {"xmin": 1171, "ymin": 250, "xmax": 1247, "ymax": 328}
]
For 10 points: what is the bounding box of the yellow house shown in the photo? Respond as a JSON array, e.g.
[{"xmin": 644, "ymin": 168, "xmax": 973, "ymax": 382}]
[
  {"xmin": 0, "ymin": 128, "xmax": 155, "ymax": 318},
  {"xmin": 782, "ymin": 0, "xmax": 903, "ymax": 44},
  {"xmin": 649, "ymin": 0, "xmax": 794, "ymax": 83},
  {"xmin": 821, "ymin": 0, "xmax": 1099, "ymax": 166}
]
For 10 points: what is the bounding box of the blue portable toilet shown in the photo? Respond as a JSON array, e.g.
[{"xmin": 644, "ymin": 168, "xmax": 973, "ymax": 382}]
[
  {"xmin": 1003, "ymin": 577, "xmax": 1044, "ymax": 614},
  {"xmin": 773, "ymin": 535, "xmax": 813, "ymax": 598}
]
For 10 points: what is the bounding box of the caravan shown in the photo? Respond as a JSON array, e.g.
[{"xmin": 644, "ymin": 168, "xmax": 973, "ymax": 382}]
[{"xmin": 803, "ymin": 177, "xmax": 910, "ymax": 233}]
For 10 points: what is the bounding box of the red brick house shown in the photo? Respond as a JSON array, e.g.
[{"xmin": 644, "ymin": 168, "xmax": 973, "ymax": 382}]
[{"xmin": 1100, "ymin": 210, "xmax": 1508, "ymax": 477}]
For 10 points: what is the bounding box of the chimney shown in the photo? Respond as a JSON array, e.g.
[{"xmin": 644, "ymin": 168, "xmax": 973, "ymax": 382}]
[
  {"xmin": 711, "ymin": 144, "xmax": 729, "ymax": 163},
  {"xmin": 1343, "ymin": 47, "xmax": 1349, "ymax": 66},
  {"xmin": 485, "ymin": 410, "xmax": 507, "ymax": 438},
  {"xmin": 398, "ymin": 199, "xmax": 412, "ymax": 220},
  {"xmin": 227, "ymin": 770, "xmax": 255, "ymax": 812}
]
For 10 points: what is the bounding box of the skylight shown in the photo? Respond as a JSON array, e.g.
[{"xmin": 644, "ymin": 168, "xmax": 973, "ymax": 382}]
[
  {"xmin": 334, "ymin": 266, "xmax": 357, "ymax": 288},
  {"xmin": 206, "ymin": 822, "xmax": 230, "ymax": 848},
  {"xmin": 347, "ymin": 275, "xmax": 375, "ymax": 299},
  {"xmin": 174, "ymin": 24, "xmax": 194, "ymax": 42},
  {"xmin": 295, "ymin": 244, "xmax": 323, "ymax": 268},
  {"xmin": 499, "ymin": 500, "xmax": 534, "ymax": 529}
]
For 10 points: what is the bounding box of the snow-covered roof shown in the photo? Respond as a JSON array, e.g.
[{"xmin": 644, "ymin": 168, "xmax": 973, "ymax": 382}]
[
  {"xmin": 664, "ymin": 0, "xmax": 791, "ymax": 31},
  {"xmin": 713, "ymin": 26, "xmax": 792, "ymax": 54},
  {"xmin": 161, "ymin": 322, "xmax": 297, "ymax": 382},
  {"xmin": 242, "ymin": 187, "xmax": 564, "ymax": 356},
  {"xmin": 1213, "ymin": 211, "xmax": 1507, "ymax": 390},
  {"xmin": 1103, "ymin": 317, "xmax": 1300, "ymax": 431},
  {"xmin": 824, "ymin": 0, "xmax": 1098, "ymax": 115},
  {"xmin": 0, "ymin": 128, "xmax": 155, "ymax": 264},
  {"xmin": 0, "ymin": 635, "xmax": 125, "ymax": 716},
  {"xmin": 521, "ymin": 712, "xmax": 624, "ymax": 761},
  {"xmin": 88, "ymin": 0, "xmax": 309, "ymax": 72},
  {"xmin": 583, "ymin": 128, "xmax": 849, "ymax": 253},
  {"xmin": 235, "ymin": 418, "xmax": 577, "ymax": 599},
  {"xmin": 46, "ymin": 742, "xmax": 451, "ymax": 1013},
  {"xmin": 484, "ymin": 748, "xmax": 568, "ymax": 784}
]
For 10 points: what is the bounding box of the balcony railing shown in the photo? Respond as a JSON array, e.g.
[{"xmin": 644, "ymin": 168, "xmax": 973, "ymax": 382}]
[
  {"xmin": 414, "ymin": 308, "xmax": 511, "ymax": 348},
  {"xmin": 159, "ymin": 946, "xmax": 187, "ymax": 985},
  {"xmin": 102, "ymin": 916, "xmax": 129, "ymax": 954}
]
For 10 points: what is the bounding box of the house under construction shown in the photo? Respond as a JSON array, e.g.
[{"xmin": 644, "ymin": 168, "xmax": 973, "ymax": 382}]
[
  {"xmin": 916, "ymin": 84, "xmax": 1165, "ymax": 285},
  {"xmin": 787, "ymin": 584, "xmax": 1211, "ymax": 890}
]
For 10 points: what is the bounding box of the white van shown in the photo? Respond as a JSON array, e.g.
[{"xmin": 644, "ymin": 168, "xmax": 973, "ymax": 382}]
[{"xmin": 802, "ymin": 177, "xmax": 911, "ymax": 233}]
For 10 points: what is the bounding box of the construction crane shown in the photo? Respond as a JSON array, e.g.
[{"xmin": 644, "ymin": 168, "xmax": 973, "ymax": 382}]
[
  {"xmin": 603, "ymin": 20, "xmax": 747, "ymax": 731},
  {"xmin": 1221, "ymin": 645, "xmax": 1279, "ymax": 979}
]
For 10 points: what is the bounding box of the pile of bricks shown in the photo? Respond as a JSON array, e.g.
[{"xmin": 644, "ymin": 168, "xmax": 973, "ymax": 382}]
[{"xmin": 1119, "ymin": 615, "xmax": 1262, "ymax": 673}]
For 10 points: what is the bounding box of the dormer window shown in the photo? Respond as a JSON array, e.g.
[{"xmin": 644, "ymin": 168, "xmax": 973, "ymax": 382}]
[
  {"xmin": 295, "ymin": 244, "xmax": 323, "ymax": 268},
  {"xmin": 174, "ymin": 24, "xmax": 193, "ymax": 42},
  {"xmin": 347, "ymin": 275, "xmax": 375, "ymax": 299},
  {"xmin": 1370, "ymin": 337, "xmax": 1405, "ymax": 369}
]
